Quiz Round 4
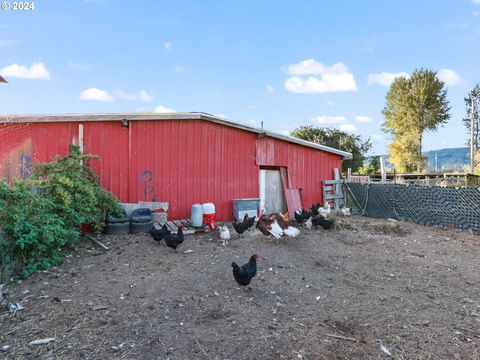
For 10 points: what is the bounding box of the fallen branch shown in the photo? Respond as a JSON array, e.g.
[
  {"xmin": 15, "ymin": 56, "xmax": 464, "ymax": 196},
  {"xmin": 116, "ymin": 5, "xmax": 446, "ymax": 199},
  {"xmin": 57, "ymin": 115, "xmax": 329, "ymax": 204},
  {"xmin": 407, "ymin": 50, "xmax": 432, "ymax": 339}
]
[
  {"xmin": 325, "ymin": 334, "xmax": 357, "ymax": 342},
  {"xmin": 86, "ymin": 235, "xmax": 109, "ymax": 251}
]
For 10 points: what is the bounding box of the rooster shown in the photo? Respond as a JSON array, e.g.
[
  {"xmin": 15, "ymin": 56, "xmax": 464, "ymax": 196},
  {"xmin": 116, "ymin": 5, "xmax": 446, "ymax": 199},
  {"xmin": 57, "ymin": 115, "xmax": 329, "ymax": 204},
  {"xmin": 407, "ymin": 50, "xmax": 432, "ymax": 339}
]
[
  {"xmin": 232, "ymin": 221, "xmax": 249, "ymax": 238},
  {"xmin": 219, "ymin": 225, "xmax": 230, "ymax": 246},
  {"xmin": 149, "ymin": 224, "xmax": 171, "ymax": 245},
  {"xmin": 232, "ymin": 254, "xmax": 259, "ymax": 287},
  {"xmin": 318, "ymin": 202, "xmax": 332, "ymax": 218},
  {"xmin": 164, "ymin": 225, "xmax": 185, "ymax": 252}
]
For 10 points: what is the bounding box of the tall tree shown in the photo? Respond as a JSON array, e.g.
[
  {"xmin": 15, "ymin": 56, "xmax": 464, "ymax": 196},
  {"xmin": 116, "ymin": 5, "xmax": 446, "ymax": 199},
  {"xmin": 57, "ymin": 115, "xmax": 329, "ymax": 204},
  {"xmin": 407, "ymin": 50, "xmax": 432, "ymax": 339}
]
[
  {"xmin": 463, "ymin": 83, "xmax": 480, "ymax": 150},
  {"xmin": 290, "ymin": 126, "xmax": 371, "ymax": 172},
  {"xmin": 382, "ymin": 68, "xmax": 450, "ymax": 172}
]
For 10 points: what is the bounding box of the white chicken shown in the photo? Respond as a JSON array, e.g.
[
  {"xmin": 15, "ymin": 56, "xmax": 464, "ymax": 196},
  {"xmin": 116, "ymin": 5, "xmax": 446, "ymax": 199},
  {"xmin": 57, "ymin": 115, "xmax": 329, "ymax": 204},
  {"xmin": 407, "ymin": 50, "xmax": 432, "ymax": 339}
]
[
  {"xmin": 268, "ymin": 220, "xmax": 284, "ymax": 239},
  {"xmin": 219, "ymin": 225, "xmax": 230, "ymax": 246},
  {"xmin": 303, "ymin": 216, "xmax": 313, "ymax": 231},
  {"xmin": 268, "ymin": 220, "xmax": 300, "ymax": 238},
  {"xmin": 318, "ymin": 201, "xmax": 331, "ymax": 218},
  {"xmin": 341, "ymin": 206, "xmax": 351, "ymax": 216}
]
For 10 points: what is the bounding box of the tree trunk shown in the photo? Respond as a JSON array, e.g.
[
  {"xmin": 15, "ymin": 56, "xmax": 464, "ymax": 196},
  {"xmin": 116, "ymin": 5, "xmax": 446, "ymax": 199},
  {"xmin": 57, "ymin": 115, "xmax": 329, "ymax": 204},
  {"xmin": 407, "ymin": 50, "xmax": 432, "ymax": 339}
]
[{"xmin": 417, "ymin": 132, "xmax": 423, "ymax": 173}]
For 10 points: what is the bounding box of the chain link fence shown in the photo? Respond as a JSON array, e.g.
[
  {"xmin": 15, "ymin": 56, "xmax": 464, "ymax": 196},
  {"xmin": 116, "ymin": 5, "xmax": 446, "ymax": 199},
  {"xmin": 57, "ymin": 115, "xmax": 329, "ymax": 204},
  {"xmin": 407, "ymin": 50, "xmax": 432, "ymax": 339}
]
[{"xmin": 346, "ymin": 183, "xmax": 480, "ymax": 234}]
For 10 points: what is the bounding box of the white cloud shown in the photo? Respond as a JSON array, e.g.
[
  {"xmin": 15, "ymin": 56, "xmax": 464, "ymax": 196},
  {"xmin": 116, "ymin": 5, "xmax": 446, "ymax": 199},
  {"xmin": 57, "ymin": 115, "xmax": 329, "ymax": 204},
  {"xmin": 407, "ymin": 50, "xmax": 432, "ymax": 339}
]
[
  {"xmin": 339, "ymin": 124, "xmax": 357, "ymax": 132},
  {"xmin": 326, "ymin": 100, "xmax": 334, "ymax": 107},
  {"xmin": 312, "ymin": 115, "xmax": 347, "ymax": 125},
  {"xmin": 80, "ymin": 87, "xmax": 114, "ymax": 102},
  {"xmin": 266, "ymin": 85, "xmax": 275, "ymax": 93},
  {"xmin": 437, "ymin": 68, "xmax": 462, "ymax": 86},
  {"xmin": 472, "ymin": 0, "xmax": 480, "ymax": 4},
  {"xmin": 473, "ymin": 11, "xmax": 480, "ymax": 16},
  {"xmin": 367, "ymin": 72, "xmax": 409, "ymax": 87},
  {"xmin": 287, "ymin": 59, "xmax": 348, "ymax": 76},
  {"xmin": 370, "ymin": 134, "xmax": 383, "ymax": 140},
  {"xmin": 355, "ymin": 115, "xmax": 371, "ymax": 123},
  {"xmin": 0, "ymin": 62, "xmax": 51, "ymax": 80},
  {"xmin": 247, "ymin": 119, "xmax": 259, "ymax": 126},
  {"xmin": 280, "ymin": 130, "xmax": 290, "ymax": 136},
  {"xmin": 164, "ymin": 42, "xmax": 172, "ymax": 50},
  {"xmin": 284, "ymin": 59, "xmax": 357, "ymax": 93},
  {"xmin": 139, "ymin": 90, "xmax": 154, "ymax": 101},
  {"xmin": 116, "ymin": 89, "xmax": 154, "ymax": 102},
  {"xmin": 215, "ymin": 113, "xmax": 226, "ymax": 118},
  {"xmin": 154, "ymin": 105, "xmax": 175, "ymax": 113}
]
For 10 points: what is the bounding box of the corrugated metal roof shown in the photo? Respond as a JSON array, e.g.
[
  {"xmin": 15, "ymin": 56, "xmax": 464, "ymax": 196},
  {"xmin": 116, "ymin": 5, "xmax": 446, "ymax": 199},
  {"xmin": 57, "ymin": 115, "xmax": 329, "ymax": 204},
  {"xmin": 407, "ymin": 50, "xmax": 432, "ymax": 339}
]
[{"xmin": 0, "ymin": 112, "xmax": 353, "ymax": 159}]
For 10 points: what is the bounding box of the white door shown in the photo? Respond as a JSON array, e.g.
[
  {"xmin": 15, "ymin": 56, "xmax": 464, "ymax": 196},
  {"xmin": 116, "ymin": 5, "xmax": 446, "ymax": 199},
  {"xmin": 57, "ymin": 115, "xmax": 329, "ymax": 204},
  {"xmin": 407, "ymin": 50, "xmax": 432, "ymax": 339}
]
[{"xmin": 259, "ymin": 169, "xmax": 287, "ymax": 214}]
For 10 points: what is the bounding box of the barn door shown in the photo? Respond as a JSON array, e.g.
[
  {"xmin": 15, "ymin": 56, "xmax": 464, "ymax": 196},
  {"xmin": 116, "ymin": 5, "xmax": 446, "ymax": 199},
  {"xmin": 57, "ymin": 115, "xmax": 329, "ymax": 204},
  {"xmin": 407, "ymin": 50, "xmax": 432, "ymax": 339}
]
[{"xmin": 259, "ymin": 169, "xmax": 287, "ymax": 214}]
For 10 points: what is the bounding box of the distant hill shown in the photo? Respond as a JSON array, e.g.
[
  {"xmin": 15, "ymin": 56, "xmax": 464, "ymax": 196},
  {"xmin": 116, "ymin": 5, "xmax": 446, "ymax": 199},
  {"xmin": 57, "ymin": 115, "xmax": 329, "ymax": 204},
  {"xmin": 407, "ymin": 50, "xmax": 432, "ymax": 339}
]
[
  {"xmin": 423, "ymin": 147, "xmax": 470, "ymax": 171},
  {"xmin": 373, "ymin": 147, "xmax": 470, "ymax": 172}
]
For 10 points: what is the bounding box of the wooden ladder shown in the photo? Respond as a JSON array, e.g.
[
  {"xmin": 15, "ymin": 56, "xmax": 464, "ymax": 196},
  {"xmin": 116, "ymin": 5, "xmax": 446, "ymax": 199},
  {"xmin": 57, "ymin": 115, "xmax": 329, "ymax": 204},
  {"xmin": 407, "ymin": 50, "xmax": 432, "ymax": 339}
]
[{"xmin": 322, "ymin": 168, "xmax": 345, "ymax": 210}]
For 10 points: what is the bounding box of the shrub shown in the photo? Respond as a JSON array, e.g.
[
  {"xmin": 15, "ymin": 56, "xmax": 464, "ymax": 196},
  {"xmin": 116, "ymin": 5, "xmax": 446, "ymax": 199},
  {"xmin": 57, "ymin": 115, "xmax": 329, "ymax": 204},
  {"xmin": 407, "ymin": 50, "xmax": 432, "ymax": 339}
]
[{"xmin": 0, "ymin": 145, "xmax": 121, "ymax": 278}]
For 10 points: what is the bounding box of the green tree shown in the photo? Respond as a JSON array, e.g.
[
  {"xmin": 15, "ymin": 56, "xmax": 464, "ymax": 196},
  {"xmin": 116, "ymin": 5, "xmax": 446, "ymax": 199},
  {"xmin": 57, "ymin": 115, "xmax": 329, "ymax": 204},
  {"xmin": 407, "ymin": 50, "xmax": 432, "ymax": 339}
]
[
  {"xmin": 463, "ymin": 83, "xmax": 480, "ymax": 150},
  {"xmin": 290, "ymin": 126, "xmax": 371, "ymax": 172},
  {"xmin": 359, "ymin": 156, "xmax": 381, "ymax": 175},
  {"xmin": 382, "ymin": 68, "xmax": 450, "ymax": 172}
]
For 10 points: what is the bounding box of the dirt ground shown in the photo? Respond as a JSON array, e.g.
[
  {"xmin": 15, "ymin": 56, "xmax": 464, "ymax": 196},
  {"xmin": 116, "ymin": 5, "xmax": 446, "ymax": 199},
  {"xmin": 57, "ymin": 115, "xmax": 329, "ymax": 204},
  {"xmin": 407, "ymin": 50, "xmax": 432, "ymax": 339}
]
[{"xmin": 1, "ymin": 215, "xmax": 479, "ymax": 360}]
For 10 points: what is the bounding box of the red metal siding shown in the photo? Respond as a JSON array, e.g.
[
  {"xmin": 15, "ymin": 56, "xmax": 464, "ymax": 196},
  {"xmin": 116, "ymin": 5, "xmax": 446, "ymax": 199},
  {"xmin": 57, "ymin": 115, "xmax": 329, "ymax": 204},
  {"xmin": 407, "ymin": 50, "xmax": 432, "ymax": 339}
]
[
  {"xmin": 256, "ymin": 137, "xmax": 342, "ymax": 208},
  {"xmin": 82, "ymin": 122, "xmax": 130, "ymax": 202},
  {"xmin": 0, "ymin": 122, "xmax": 79, "ymax": 180},
  {"xmin": 0, "ymin": 118, "xmax": 343, "ymax": 220},
  {"xmin": 126, "ymin": 120, "xmax": 259, "ymax": 220}
]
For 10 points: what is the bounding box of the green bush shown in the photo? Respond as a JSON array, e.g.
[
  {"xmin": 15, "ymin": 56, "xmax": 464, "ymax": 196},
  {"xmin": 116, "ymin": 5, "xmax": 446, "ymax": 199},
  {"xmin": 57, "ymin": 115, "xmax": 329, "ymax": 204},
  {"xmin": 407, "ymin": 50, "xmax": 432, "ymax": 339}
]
[{"xmin": 0, "ymin": 145, "xmax": 121, "ymax": 278}]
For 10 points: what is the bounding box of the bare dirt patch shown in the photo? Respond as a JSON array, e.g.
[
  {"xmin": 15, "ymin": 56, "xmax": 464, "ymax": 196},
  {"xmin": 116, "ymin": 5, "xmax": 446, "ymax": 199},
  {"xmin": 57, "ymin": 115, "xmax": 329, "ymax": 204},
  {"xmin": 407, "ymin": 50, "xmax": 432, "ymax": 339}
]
[{"xmin": 1, "ymin": 216, "xmax": 479, "ymax": 359}]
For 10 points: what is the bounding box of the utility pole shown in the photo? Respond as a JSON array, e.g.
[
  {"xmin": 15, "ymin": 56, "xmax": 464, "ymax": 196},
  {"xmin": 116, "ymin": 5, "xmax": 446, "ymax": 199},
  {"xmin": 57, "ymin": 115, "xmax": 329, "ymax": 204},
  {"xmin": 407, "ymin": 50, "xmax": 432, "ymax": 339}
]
[{"xmin": 470, "ymin": 98, "xmax": 476, "ymax": 174}]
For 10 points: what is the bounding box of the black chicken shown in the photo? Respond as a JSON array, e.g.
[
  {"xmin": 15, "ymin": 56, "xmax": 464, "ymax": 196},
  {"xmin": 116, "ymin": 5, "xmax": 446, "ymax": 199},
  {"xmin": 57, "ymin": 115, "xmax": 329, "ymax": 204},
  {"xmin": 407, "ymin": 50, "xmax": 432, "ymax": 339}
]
[
  {"xmin": 243, "ymin": 213, "xmax": 256, "ymax": 229},
  {"xmin": 311, "ymin": 203, "xmax": 322, "ymax": 216},
  {"xmin": 149, "ymin": 224, "xmax": 171, "ymax": 245},
  {"xmin": 294, "ymin": 208, "xmax": 311, "ymax": 223},
  {"xmin": 311, "ymin": 215, "xmax": 333, "ymax": 230},
  {"xmin": 164, "ymin": 225, "xmax": 184, "ymax": 252},
  {"xmin": 232, "ymin": 221, "xmax": 249, "ymax": 237},
  {"xmin": 232, "ymin": 254, "xmax": 259, "ymax": 287}
]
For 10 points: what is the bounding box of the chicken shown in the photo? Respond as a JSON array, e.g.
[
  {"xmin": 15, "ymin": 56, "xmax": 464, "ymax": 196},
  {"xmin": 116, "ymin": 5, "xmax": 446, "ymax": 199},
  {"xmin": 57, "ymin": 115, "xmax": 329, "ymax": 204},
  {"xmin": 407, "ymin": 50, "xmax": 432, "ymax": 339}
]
[
  {"xmin": 149, "ymin": 224, "xmax": 171, "ymax": 245},
  {"xmin": 311, "ymin": 215, "xmax": 333, "ymax": 230},
  {"xmin": 271, "ymin": 212, "xmax": 289, "ymax": 229},
  {"xmin": 318, "ymin": 202, "xmax": 332, "ymax": 218},
  {"xmin": 256, "ymin": 211, "xmax": 300, "ymax": 239},
  {"xmin": 311, "ymin": 203, "xmax": 322, "ymax": 216},
  {"xmin": 232, "ymin": 221, "xmax": 249, "ymax": 237},
  {"xmin": 242, "ymin": 213, "xmax": 256, "ymax": 229},
  {"xmin": 303, "ymin": 216, "xmax": 313, "ymax": 230},
  {"xmin": 232, "ymin": 254, "xmax": 259, "ymax": 287},
  {"xmin": 341, "ymin": 206, "xmax": 351, "ymax": 216},
  {"xmin": 219, "ymin": 225, "xmax": 230, "ymax": 246},
  {"xmin": 294, "ymin": 208, "xmax": 311, "ymax": 223},
  {"xmin": 164, "ymin": 225, "xmax": 185, "ymax": 252}
]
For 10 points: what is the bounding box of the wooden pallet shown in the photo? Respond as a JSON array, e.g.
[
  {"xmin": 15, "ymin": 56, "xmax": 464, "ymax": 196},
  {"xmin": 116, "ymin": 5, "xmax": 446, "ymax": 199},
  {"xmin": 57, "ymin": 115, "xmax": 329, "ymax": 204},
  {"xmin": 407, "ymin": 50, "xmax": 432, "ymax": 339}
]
[{"xmin": 154, "ymin": 219, "xmax": 211, "ymax": 235}]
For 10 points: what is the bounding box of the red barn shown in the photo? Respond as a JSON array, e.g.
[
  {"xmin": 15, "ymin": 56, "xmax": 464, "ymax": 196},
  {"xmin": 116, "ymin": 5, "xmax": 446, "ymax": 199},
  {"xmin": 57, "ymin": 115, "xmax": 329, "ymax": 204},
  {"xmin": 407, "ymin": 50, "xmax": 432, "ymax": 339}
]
[{"xmin": 0, "ymin": 113, "xmax": 352, "ymax": 220}]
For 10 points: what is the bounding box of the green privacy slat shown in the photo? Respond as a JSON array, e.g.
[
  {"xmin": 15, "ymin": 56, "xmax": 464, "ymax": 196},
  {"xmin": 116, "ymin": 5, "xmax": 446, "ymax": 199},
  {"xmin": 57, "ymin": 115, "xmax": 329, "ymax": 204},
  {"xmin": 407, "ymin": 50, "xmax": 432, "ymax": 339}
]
[{"xmin": 347, "ymin": 183, "xmax": 480, "ymax": 234}]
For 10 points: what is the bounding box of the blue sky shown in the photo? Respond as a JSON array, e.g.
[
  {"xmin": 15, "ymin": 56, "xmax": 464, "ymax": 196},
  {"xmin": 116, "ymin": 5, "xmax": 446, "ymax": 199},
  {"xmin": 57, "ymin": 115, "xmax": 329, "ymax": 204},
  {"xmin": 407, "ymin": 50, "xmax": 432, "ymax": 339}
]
[{"xmin": 1, "ymin": 0, "xmax": 479, "ymax": 155}]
